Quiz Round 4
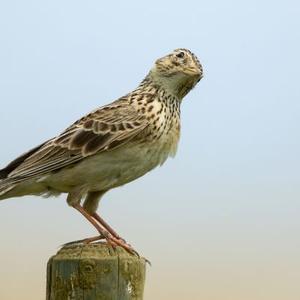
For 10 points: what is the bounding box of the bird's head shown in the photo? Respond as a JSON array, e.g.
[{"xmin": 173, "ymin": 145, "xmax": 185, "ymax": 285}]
[{"xmin": 149, "ymin": 48, "xmax": 203, "ymax": 99}]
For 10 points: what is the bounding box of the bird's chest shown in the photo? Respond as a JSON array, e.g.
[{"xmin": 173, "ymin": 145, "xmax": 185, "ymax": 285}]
[
  {"xmin": 116, "ymin": 122, "xmax": 179, "ymax": 185},
  {"xmin": 99, "ymin": 101, "xmax": 181, "ymax": 186},
  {"xmin": 143, "ymin": 100, "xmax": 181, "ymax": 164}
]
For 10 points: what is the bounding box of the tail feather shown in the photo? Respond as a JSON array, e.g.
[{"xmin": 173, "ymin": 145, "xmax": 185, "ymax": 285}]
[{"xmin": 0, "ymin": 180, "xmax": 16, "ymax": 199}]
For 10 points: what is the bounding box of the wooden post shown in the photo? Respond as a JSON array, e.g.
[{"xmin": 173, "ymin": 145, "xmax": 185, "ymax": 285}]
[{"xmin": 46, "ymin": 242, "xmax": 146, "ymax": 300}]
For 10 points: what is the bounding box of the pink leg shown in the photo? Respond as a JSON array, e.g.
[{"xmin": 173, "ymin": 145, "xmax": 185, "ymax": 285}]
[
  {"xmin": 92, "ymin": 212, "xmax": 126, "ymax": 242},
  {"xmin": 72, "ymin": 204, "xmax": 138, "ymax": 256}
]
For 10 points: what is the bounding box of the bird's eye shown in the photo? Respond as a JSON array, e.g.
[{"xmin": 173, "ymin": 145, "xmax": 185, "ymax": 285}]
[{"xmin": 176, "ymin": 52, "xmax": 185, "ymax": 58}]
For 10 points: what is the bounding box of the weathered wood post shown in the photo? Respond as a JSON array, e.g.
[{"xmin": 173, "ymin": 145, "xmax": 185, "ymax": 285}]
[{"xmin": 46, "ymin": 242, "xmax": 146, "ymax": 300}]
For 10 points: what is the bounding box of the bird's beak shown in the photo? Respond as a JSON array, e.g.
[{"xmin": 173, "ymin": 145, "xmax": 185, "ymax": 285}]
[{"xmin": 183, "ymin": 67, "xmax": 202, "ymax": 77}]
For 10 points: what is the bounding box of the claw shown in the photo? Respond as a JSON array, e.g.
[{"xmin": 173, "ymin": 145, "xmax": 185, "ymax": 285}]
[
  {"xmin": 61, "ymin": 234, "xmax": 139, "ymax": 257},
  {"xmin": 61, "ymin": 235, "xmax": 105, "ymax": 247},
  {"xmin": 108, "ymin": 235, "xmax": 140, "ymax": 256}
]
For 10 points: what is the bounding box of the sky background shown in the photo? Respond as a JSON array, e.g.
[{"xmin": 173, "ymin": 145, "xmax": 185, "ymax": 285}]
[{"xmin": 0, "ymin": 0, "xmax": 299, "ymax": 299}]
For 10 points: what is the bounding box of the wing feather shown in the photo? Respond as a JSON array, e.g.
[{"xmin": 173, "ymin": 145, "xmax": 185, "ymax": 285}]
[{"xmin": 5, "ymin": 101, "xmax": 148, "ymax": 181}]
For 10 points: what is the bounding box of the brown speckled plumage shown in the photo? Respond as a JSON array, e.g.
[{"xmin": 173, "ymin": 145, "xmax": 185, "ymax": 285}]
[{"xmin": 0, "ymin": 48, "xmax": 203, "ymax": 254}]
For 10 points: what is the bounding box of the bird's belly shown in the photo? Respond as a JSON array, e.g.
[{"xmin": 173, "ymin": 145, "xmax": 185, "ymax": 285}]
[{"xmin": 44, "ymin": 141, "xmax": 174, "ymax": 193}]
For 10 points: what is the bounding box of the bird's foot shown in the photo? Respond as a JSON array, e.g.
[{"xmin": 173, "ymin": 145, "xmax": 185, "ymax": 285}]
[
  {"xmin": 62, "ymin": 235, "xmax": 150, "ymax": 264},
  {"xmin": 85, "ymin": 233, "xmax": 139, "ymax": 257},
  {"xmin": 63, "ymin": 234, "xmax": 139, "ymax": 256},
  {"xmin": 61, "ymin": 235, "xmax": 105, "ymax": 247},
  {"xmin": 107, "ymin": 234, "xmax": 140, "ymax": 257}
]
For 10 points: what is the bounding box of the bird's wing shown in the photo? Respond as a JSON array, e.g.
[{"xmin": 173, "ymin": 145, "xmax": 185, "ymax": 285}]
[{"xmin": 4, "ymin": 100, "xmax": 148, "ymax": 181}]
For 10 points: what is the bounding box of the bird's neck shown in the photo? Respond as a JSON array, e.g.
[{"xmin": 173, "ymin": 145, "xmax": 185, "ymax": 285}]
[
  {"xmin": 134, "ymin": 73, "xmax": 183, "ymax": 103},
  {"xmin": 128, "ymin": 74, "xmax": 181, "ymax": 122},
  {"xmin": 142, "ymin": 70, "xmax": 196, "ymax": 100}
]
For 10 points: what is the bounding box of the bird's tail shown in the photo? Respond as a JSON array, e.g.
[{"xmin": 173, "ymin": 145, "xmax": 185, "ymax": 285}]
[{"xmin": 0, "ymin": 180, "xmax": 16, "ymax": 200}]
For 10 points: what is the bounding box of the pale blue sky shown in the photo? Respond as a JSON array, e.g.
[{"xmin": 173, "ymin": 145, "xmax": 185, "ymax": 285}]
[{"xmin": 0, "ymin": 1, "xmax": 299, "ymax": 299}]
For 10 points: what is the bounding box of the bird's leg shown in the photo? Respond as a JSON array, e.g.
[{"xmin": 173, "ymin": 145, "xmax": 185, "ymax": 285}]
[
  {"xmin": 91, "ymin": 212, "xmax": 126, "ymax": 242},
  {"xmin": 72, "ymin": 203, "xmax": 116, "ymax": 242},
  {"xmin": 72, "ymin": 203, "xmax": 139, "ymax": 256},
  {"xmin": 83, "ymin": 191, "xmax": 128, "ymax": 243}
]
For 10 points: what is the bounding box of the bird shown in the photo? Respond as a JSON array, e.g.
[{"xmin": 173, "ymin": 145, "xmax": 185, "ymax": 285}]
[{"xmin": 0, "ymin": 48, "xmax": 203, "ymax": 254}]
